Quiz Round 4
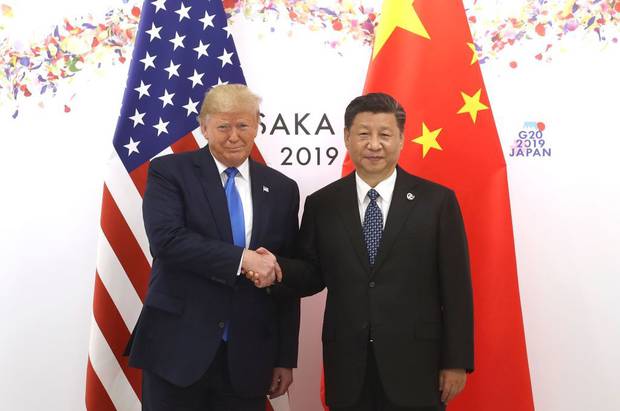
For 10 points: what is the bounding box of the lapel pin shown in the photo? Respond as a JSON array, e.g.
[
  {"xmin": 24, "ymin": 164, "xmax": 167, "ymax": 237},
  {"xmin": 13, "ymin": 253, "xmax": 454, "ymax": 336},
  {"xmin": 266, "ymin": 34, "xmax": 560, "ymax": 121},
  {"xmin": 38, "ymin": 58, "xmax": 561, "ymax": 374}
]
[
  {"xmin": 406, "ymin": 193, "xmax": 415, "ymax": 201},
  {"xmin": 263, "ymin": 185, "xmax": 270, "ymax": 193}
]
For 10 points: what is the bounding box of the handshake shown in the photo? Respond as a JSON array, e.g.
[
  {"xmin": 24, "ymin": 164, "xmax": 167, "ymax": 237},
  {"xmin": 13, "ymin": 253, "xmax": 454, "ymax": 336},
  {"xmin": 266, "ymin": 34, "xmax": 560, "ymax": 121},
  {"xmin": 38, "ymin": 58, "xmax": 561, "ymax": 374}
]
[{"xmin": 241, "ymin": 247, "xmax": 283, "ymax": 288}]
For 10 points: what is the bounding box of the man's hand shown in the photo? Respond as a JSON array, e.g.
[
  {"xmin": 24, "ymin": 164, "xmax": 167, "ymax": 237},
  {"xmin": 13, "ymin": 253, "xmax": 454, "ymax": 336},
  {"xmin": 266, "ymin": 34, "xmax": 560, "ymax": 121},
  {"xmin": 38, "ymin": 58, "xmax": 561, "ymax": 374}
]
[
  {"xmin": 241, "ymin": 249, "xmax": 276, "ymax": 288},
  {"xmin": 244, "ymin": 248, "xmax": 283, "ymax": 287},
  {"xmin": 439, "ymin": 368, "xmax": 467, "ymax": 404},
  {"xmin": 269, "ymin": 367, "xmax": 293, "ymax": 399},
  {"xmin": 257, "ymin": 247, "xmax": 283, "ymax": 282}
]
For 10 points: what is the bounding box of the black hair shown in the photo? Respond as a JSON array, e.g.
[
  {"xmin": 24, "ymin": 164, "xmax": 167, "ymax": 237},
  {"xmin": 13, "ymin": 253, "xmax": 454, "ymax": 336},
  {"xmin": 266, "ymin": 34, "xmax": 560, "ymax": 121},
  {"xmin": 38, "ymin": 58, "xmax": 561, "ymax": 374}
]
[{"xmin": 344, "ymin": 92, "xmax": 406, "ymax": 132}]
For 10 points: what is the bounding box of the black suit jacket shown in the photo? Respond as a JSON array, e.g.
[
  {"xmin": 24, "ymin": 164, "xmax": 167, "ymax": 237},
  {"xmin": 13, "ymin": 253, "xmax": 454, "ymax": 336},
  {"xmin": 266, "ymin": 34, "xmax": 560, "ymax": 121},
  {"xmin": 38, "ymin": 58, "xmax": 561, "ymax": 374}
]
[
  {"xmin": 126, "ymin": 147, "xmax": 300, "ymax": 397},
  {"xmin": 279, "ymin": 167, "xmax": 473, "ymax": 408}
]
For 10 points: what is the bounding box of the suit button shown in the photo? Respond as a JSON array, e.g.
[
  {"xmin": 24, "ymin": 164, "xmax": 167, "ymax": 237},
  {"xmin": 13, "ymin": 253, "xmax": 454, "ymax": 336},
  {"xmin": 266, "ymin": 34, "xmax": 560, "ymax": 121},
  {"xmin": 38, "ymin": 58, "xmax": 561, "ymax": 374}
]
[
  {"xmin": 369, "ymin": 281, "xmax": 376, "ymax": 288},
  {"xmin": 218, "ymin": 321, "xmax": 226, "ymax": 329}
]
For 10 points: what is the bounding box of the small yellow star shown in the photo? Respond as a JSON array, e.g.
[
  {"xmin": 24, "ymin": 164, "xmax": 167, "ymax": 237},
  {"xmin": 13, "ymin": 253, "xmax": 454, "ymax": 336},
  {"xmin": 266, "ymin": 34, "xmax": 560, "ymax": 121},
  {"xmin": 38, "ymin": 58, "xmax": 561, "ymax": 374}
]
[
  {"xmin": 372, "ymin": 0, "xmax": 430, "ymax": 59},
  {"xmin": 412, "ymin": 123, "xmax": 443, "ymax": 158},
  {"xmin": 468, "ymin": 42, "xmax": 479, "ymax": 65},
  {"xmin": 457, "ymin": 89, "xmax": 489, "ymax": 123}
]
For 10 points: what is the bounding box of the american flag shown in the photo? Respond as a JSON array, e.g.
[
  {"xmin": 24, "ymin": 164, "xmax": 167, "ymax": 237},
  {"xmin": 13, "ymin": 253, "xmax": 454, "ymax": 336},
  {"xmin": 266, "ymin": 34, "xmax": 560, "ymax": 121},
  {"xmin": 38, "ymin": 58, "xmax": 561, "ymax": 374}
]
[{"xmin": 85, "ymin": 1, "xmax": 285, "ymax": 409}]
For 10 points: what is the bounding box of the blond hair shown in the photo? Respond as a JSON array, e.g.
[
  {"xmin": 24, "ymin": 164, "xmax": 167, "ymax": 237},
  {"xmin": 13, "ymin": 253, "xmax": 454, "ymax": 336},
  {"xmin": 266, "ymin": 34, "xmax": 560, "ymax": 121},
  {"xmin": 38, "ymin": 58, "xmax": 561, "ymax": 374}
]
[{"xmin": 198, "ymin": 84, "xmax": 261, "ymax": 121}]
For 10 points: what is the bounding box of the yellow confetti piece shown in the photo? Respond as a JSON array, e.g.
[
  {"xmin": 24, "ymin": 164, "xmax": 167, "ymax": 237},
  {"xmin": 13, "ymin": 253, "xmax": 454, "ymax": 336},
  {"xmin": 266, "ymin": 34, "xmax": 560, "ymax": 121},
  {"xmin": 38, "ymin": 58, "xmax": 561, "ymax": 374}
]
[{"xmin": 1, "ymin": 4, "xmax": 13, "ymax": 18}]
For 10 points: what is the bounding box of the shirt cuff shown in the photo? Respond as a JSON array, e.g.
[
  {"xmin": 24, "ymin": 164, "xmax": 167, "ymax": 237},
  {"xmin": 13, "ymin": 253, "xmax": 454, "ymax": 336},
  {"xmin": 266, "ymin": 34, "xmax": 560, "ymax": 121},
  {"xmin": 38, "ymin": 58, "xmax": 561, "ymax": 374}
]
[{"xmin": 236, "ymin": 248, "xmax": 245, "ymax": 276}]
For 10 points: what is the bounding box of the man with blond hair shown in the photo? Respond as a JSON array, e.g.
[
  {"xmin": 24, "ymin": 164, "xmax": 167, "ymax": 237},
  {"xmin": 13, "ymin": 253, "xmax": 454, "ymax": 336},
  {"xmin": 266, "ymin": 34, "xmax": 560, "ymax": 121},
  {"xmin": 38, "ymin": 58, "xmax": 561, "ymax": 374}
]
[{"xmin": 126, "ymin": 84, "xmax": 300, "ymax": 410}]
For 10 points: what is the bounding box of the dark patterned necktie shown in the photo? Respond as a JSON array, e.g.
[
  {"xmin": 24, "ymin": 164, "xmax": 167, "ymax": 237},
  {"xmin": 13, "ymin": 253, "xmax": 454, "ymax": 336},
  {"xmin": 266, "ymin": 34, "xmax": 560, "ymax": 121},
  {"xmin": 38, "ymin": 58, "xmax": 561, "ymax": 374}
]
[{"xmin": 362, "ymin": 188, "xmax": 383, "ymax": 266}]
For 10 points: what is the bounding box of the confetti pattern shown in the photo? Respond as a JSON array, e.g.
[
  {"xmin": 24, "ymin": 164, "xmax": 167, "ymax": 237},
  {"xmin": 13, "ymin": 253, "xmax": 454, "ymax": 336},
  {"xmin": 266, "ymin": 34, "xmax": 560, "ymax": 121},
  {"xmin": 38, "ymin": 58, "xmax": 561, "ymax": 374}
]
[
  {"xmin": 466, "ymin": 0, "xmax": 620, "ymax": 67},
  {"xmin": 2, "ymin": 0, "xmax": 620, "ymax": 117},
  {"xmin": 0, "ymin": 3, "xmax": 140, "ymax": 118},
  {"xmin": 224, "ymin": 0, "xmax": 378, "ymax": 47}
]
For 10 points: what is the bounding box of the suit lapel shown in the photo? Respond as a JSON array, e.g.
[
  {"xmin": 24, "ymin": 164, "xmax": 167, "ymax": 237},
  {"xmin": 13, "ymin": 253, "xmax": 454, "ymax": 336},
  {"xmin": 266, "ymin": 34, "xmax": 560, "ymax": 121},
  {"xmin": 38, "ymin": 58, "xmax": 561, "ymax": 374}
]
[
  {"xmin": 193, "ymin": 147, "xmax": 233, "ymax": 243},
  {"xmin": 337, "ymin": 173, "xmax": 371, "ymax": 273},
  {"xmin": 372, "ymin": 168, "xmax": 419, "ymax": 275},
  {"xmin": 248, "ymin": 160, "xmax": 269, "ymax": 249}
]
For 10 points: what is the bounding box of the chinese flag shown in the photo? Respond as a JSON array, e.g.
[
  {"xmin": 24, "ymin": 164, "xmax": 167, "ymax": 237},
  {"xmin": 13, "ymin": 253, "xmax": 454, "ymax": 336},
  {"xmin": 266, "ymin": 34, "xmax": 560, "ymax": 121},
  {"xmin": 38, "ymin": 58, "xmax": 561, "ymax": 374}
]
[{"xmin": 341, "ymin": 1, "xmax": 535, "ymax": 410}]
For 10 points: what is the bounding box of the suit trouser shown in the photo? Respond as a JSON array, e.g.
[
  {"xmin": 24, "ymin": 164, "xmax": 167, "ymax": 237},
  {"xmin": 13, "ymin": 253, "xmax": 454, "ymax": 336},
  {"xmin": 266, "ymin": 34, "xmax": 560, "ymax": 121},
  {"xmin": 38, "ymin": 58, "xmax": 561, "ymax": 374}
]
[
  {"xmin": 141, "ymin": 342, "xmax": 265, "ymax": 411},
  {"xmin": 331, "ymin": 345, "xmax": 446, "ymax": 411}
]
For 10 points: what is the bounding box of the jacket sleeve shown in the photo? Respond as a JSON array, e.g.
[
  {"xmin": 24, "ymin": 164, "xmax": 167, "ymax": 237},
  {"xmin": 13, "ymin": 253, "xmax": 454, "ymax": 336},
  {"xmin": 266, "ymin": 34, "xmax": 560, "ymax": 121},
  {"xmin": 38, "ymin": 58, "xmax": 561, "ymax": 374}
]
[
  {"xmin": 277, "ymin": 194, "xmax": 326, "ymax": 297},
  {"xmin": 273, "ymin": 182, "xmax": 301, "ymax": 368},
  {"xmin": 438, "ymin": 189, "xmax": 474, "ymax": 372},
  {"xmin": 142, "ymin": 157, "xmax": 242, "ymax": 287}
]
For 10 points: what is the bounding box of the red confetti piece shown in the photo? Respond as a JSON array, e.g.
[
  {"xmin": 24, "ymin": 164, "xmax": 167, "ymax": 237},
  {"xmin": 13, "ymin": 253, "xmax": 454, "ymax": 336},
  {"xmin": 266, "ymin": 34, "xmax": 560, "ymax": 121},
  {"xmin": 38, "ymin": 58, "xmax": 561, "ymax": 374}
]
[
  {"xmin": 332, "ymin": 19, "xmax": 343, "ymax": 31},
  {"xmin": 537, "ymin": 122, "xmax": 545, "ymax": 131},
  {"xmin": 64, "ymin": 105, "xmax": 71, "ymax": 113},
  {"xmin": 119, "ymin": 56, "xmax": 126, "ymax": 64},
  {"xmin": 20, "ymin": 85, "xmax": 32, "ymax": 97},
  {"xmin": 469, "ymin": 16, "xmax": 477, "ymax": 23},
  {"xmin": 535, "ymin": 23, "xmax": 546, "ymax": 36},
  {"xmin": 509, "ymin": 61, "xmax": 518, "ymax": 69},
  {"xmin": 131, "ymin": 6, "xmax": 141, "ymax": 18},
  {"xmin": 535, "ymin": 53, "xmax": 543, "ymax": 60}
]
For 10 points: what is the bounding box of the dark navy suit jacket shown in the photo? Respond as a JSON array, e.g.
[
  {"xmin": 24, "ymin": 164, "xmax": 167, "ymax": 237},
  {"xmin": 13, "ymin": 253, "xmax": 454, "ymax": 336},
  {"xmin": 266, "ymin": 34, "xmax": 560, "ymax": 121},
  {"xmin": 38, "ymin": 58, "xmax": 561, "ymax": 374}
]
[{"xmin": 126, "ymin": 147, "xmax": 300, "ymax": 397}]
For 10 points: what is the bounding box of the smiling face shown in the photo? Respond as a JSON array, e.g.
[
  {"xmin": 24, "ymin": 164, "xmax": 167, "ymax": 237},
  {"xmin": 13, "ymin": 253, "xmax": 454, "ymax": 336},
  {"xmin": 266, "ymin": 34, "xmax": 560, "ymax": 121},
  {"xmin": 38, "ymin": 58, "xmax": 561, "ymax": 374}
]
[
  {"xmin": 344, "ymin": 111, "xmax": 404, "ymax": 186},
  {"xmin": 201, "ymin": 110, "xmax": 259, "ymax": 168}
]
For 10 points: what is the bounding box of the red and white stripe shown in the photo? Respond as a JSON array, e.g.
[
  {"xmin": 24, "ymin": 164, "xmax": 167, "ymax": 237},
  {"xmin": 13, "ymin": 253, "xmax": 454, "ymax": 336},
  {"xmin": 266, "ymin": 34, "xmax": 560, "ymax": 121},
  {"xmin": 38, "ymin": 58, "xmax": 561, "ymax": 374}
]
[{"xmin": 86, "ymin": 131, "xmax": 290, "ymax": 410}]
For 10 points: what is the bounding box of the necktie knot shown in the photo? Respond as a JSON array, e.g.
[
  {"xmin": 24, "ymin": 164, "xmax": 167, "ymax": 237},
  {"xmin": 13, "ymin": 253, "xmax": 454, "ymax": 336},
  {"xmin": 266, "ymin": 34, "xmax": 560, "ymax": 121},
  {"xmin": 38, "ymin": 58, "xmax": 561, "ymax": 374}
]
[
  {"xmin": 225, "ymin": 167, "xmax": 239, "ymax": 179},
  {"xmin": 367, "ymin": 188, "xmax": 379, "ymax": 202}
]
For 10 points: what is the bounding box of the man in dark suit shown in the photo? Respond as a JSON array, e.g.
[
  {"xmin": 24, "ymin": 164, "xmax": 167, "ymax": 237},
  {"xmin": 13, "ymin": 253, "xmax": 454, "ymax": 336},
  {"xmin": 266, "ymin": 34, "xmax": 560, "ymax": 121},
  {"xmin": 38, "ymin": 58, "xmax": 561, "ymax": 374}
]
[
  {"xmin": 126, "ymin": 84, "xmax": 300, "ymax": 410},
  {"xmin": 254, "ymin": 93, "xmax": 473, "ymax": 410}
]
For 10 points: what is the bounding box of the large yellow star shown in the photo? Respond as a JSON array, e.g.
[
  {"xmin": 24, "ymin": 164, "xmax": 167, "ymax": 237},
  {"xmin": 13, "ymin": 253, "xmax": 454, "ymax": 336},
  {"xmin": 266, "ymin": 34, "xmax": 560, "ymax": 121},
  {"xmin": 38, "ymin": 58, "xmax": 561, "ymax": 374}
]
[
  {"xmin": 457, "ymin": 89, "xmax": 489, "ymax": 123},
  {"xmin": 372, "ymin": 0, "xmax": 430, "ymax": 59},
  {"xmin": 412, "ymin": 123, "xmax": 443, "ymax": 158},
  {"xmin": 468, "ymin": 42, "xmax": 479, "ymax": 65}
]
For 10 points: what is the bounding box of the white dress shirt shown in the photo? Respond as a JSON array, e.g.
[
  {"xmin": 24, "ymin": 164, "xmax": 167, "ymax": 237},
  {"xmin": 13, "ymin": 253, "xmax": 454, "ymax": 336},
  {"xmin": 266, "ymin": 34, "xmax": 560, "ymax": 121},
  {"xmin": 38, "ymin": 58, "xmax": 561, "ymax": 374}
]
[
  {"xmin": 355, "ymin": 168, "xmax": 397, "ymax": 229},
  {"xmin": 211, "ymin": 152, "xmax": 253, "ymax": 274}
]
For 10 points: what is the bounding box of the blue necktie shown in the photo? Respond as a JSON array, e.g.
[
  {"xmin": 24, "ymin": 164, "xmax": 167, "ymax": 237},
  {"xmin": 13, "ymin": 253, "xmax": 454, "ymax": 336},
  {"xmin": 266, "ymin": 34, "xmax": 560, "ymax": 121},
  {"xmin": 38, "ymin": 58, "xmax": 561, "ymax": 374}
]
[
  {"xmin": 362, "ymin": 189, "xmax": 383, "ymax": 266},
  {"xmin": 224, "ymin": 167, "xmax": 246, "ymax": 248},
  {"xmin": 223, "ymin": 167, "xmax": 245, "ymax": 341}
]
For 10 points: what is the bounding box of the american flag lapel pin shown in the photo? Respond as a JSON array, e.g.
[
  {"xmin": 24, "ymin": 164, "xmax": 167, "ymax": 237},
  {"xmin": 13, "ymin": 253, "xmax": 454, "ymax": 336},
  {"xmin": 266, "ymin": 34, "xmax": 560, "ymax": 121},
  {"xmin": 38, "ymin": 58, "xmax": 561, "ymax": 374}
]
[
  {"xmin": 263, "ymin": 185, "xmax": 270, "ymax": 193},
  {"xmin": 406, "ymin": 192, "xmax": 415, "ymax": 201}
]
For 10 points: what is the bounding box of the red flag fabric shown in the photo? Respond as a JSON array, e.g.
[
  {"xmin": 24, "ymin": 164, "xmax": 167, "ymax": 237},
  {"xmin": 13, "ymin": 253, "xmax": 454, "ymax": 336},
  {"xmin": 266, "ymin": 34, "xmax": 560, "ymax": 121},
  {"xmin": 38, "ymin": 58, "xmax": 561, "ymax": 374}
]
[{"xmin": 341, "ymin": 1, "xmax": 535, "ymax": 410}]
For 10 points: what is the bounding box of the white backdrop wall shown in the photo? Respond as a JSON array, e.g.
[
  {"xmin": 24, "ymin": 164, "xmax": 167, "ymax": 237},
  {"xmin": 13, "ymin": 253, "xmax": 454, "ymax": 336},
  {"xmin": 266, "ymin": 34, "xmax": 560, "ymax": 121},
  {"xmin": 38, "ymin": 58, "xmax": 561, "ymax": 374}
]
[{"xmin": 1, "ymin": 1, "xmax": 619, "ymax": 410}]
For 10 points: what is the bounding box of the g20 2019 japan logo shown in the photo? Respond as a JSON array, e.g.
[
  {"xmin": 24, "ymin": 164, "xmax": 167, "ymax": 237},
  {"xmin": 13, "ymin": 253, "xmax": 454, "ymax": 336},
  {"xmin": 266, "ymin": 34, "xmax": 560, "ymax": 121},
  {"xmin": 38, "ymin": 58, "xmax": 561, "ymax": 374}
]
[{"xmin": 509, "ymin": 121, "xmax": 551, "ymax": 158}]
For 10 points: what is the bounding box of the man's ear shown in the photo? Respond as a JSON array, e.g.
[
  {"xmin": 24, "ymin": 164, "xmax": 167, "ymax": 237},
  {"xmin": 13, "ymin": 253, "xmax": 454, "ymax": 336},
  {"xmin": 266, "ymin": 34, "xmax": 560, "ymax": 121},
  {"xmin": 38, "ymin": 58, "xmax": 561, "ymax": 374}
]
[
  {"xmin": 344, "ymin": 128, "xmax": 351, "ymax": 149},
  {"xmin": 199, "ymin": 117, "xmax": 209, "ymax": 139}
]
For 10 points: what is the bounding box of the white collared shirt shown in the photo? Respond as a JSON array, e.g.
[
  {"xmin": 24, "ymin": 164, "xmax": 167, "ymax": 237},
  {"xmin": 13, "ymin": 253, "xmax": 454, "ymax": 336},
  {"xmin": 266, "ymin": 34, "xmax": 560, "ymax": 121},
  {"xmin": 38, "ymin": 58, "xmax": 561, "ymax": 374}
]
[
  {"xmin": 211, "ymin": 152, "xmax": 253, "ymax": 248},
  {"xmin": 355, "ymin": 169, "xmax": 397, "ymax": 229}
]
